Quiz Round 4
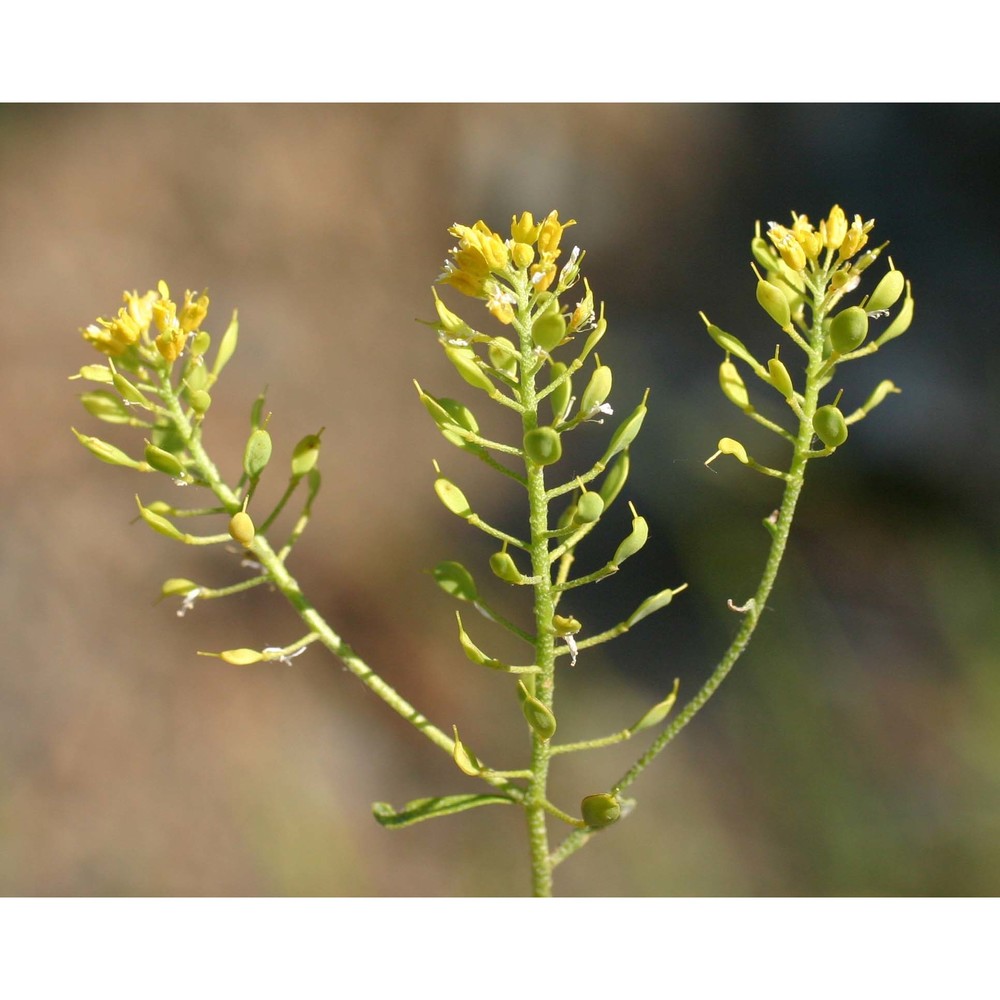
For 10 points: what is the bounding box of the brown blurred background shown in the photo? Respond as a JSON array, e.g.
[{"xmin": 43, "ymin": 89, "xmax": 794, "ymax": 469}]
[{"xmin": 1, "ymin": 104, "xmax": 997, "ymax": 896}]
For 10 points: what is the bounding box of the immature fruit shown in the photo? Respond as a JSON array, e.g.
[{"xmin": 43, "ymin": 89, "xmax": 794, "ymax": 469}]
[
  {"xmin": 229, "ymin": 510, "xmax": 255, "ymax": 547},
  {"xmin": 523, "ymin": 426, "xmax": 562, "ymax": 466},
  {"xmin": 829, "ymin": 306, "xmax": 868, "ymax": 354},
  {"xmin": 581, "ymin": 794, "xmax": 621, "ymax": 830},
  {"xmin": 813, "ymin": 405, "xmax": 848, "ymax": 448},
  {"xmin": 573, "ymin": 491, "xmax": 605, "ymax": 525}
]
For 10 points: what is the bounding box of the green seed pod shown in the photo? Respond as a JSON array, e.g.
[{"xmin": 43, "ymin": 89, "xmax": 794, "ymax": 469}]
[
  {"xmin": 751, "ymin": 234, "xmax": 780, "ymax": 272},
  {"xmin": 548, "ymin": 362, "xmax": 572, "ymax": 424},
  {"xmin": 432, "ymin": 561, "xmax": 478, "ymax": 602},
  {"xmin": 188, "ymin": 389, "xmax": 212, "ymax": 414},
  {"xmin": 229, "ymin": 510, "xmax": 255, "ymax": 547},
  {"xmin": 860, "ymin": 379, "xmax": 901, "ymax": 415},
  {"xmin": 579, "ymin": 364, "xmax": 613, "ymax": 418},
  {"xmin": 573, "ymin": 490, "xmax": 605, "ymax": 525},
  {"xmin": 756, "ymin": 278, "xmax": 791, "ymax": 329},
  {"xmin": 581, "ymin": 793, "xmax": 621, "ymax": 830},
  {"xmin": 243, "ymin": 428, "xmax": 273, "ymax": 479},
  {"xmin": 578, "ymin": 308, "xmax": 607, "ymax": 360},
  {"xmin": 518, "ymin": 681, "xmax": 557, "ymax": 741},
  {"xmin": 552, "ymin": 614, "xmax": 581, "ymax": 636},
  {"xmin": 598, "ymin": 451, "xmax": 630, "ymax": 508},
  {"xmin": 291, "ymin": 432, "xmax": 323, "ymax": 477},
  {"xmin": 523, "ymin": 426, "xmax": 562, "ymax": 466},
  {"xmin": 490, "ymin": 550, "xmax": 523, "ymax": 583},
  {"xmin": 878, "ymin": 281, "xmax": 913, "ymax": 344},
  {"xmin": 73, "ymin": 364, "xmax": 115, "ymax": 385},
  {"xmin": 612, "ymin": 504, "xmax": 649, "ymax": 566},
  {"xmin": 144, "ymin": 441, "xmax": 185, "ymax": 477},
  {"xmin": 185, "ymin": 360, "xmax": 209, "ymax": 393},
  {"xmin": 434, "ymin": 476, "xmax": 473, "ymax": 518},
  {"xmin": 72, "ymin": 428, "xmax": 147, "ymax": 470},
  {"xmin": 866, "ymin": 268, "xmax": 904, "ymax": 314},
  {"xmin": 626, "ymin": 585, "xmax": 685, "ymax": 628},
  {"xmin": 190, "ymin": 331, "xmax": 211, "ymax": 357},
  {"xmin": 531, "ymin": 301, "xmax": 567, "ymax": 352},
  {"xmin": 455, "ymin": 612, "xmax": 503, "ymax": 669},
  {"xmin": 81, "ymin": 389, "xmax": 131, "ymax": 424},
  {"xmin": 813, "ymin": 404, "xmax": 848, "ymax": 448},
  {"xmin": 829, "ymin": 306, "xmax": 869, "ymax": 354},
  {"xmin": 488, "ymin": 336, "xmax": 518, "ymax": 377},
  {"xmin": 767, "ymin": 356, "xmax": 795, "ymax": 400},
  {"xmin": 433, "ymin": 288, "xmax": 472, "ymax": 339},
  {"xmin": 451, "ymin": 727, "xmax": 482, "ymax": 777},
  {"xmin": 212, "ymin": 309, "xmax": 239, "ymax": 377},
  {"xmin": 250, "ymin": 391, "xmax": 267, "ymax": 430},
  {"xmin": 444, "ymin": 345, "xmax": 494, "ymax": 392},
  {"xmin": 700, "ymin": 314, "xmax": 761, "ymax": 370},
  {"xmin": 111, "ymin": 369, "xmax": 150, "ymax": 407},
  {"xmin": 602, "ymin": 392, "xmax": 648, "ymax": 463},
  {"xmin": 719, "ymin": 358, "xmax": 752, "ymax": 411},
  {"xmin": 135, "ymin": 496, "xmax": 186, "ymax": 541},
  {"xmin": 161, "ymin": 578, "xmax": 199, "ymax": 598},
  {"xmin": 715, "ymin": 437, "xmax": 749, "ymax": 464},
  {"xmin": 630, "ymin": 679, "xmax": 681, "ymax": 733},
  {"xmin": 219, "ymin": 648, "xmax": 264, "ymax": 666}
]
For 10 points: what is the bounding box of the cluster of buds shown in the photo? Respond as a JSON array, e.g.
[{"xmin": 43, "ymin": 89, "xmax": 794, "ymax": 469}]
[
  {"xmin": 705, "ymin": 206, "xmax": 913, "ymax": 477},
  {"xmin": 82, "ymin": 281, "xmax": 209, "ymax": 364}
]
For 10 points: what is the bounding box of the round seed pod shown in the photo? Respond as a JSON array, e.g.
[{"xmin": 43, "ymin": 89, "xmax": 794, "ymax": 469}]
[
  {"xmin": 229, "ymin": 510, "xmax": 255, "ymax": 547},
  {"xmin": 829, "ymin": 306, "xmax": 868, "ymax": 354},
  {"xmin": 188, "ymin": 389, "xmax": 212, "ymax": 414},
  {"xmin": 520, "ymin": 690, "xmax": 557, "ymax": 741},
  {"xmin": 523, "ymin": 426, "xmax": 562, "ymax": 466},
  {"xmin": 531, "ymin": 302, "xmax": 567, "ymax": 352},
  {"xmin": 573, "ymin": 490, "xmax": 605, "ymax": 525},
  {"xmin": 581, "ymin": 793, "xmax": 621, "ymax": 830},
  {"xmin": 813, "ymin": 404, "xmax": 848, "ymax": 448}
]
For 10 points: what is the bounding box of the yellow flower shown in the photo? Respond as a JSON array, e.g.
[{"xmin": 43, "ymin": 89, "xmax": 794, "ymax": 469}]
[
  {"xmin": 178, "ymin": 288, "xmax": 210, "ymax": 333},
  {"xmin": 838, "ymin": 214, "xmax": 874, "ymax": 260},
  {"xmin": 82, "ymin": 286, "xmax": 160, "ymax": 357},
  {"xmin": 511, "ymin": 211, "xmax": 542, "ymax": 245},
  {"xmin": 485, "ymin": 281, "xmax": 516, "ymax": 325},
  {"xmin": 537, "ymin": 210, "xmax": 576, "ymax": 257},
  {"xmin": 767, "ymin": 223, "xmax": 807, "ymax": 272},
  {"xmin": 823, "ymin": 205, "xmax": 848, "ymax": 250}
]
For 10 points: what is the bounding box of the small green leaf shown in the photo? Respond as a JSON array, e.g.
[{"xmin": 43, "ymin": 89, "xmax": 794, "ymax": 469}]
[{"xmin": 371, "ymin": 794, "xmax": 514, "ymax": 829}]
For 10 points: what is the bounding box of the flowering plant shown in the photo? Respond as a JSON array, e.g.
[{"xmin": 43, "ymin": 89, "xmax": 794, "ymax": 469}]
[{"xmin": 70, "ymin": 206, "xmax": 912, "ymax": 895}]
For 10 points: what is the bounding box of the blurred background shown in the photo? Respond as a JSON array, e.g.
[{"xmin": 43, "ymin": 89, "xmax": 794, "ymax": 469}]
[{"xmin": 1, "ymin": 104, "xmax": 997, "ymax": 896}]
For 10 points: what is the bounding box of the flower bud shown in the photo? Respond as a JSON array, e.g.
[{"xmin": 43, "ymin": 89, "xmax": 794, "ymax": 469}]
[
  {"xmin": 581, "ymin": 793, "xmax": 620, "ymax": 830},
  {"xmin": 866, "ymin": 269, "xmax": 904, "ymax": 314},
  {"xmin": 813, "ymin": 405, "xmax": 848, "ymax": 448},
  {"xmin": 756, "ymin": 279, "xmax": 791, "ymax": 329},
  {"xmin": 523, "ymin": 426, "xmax": 562, "ymax": 466},
  {"xmin": 828, "ymin": 306, "xmax": 868, "ymax": 354},
  {"xmin": 511, "ymin": 242, "xmax": 534, "ymax": 269},
  {"xmin": 229, "ymin": 510, "xmax": 255, "ymax": 547}
]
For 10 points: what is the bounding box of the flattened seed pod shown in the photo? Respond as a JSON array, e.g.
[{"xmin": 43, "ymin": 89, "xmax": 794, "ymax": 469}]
[
  {"xmin": 434, "ymin": 476, "xmax": 473, "ymax": 518},
  {"xmin": 719, "ymin": 358, "xmax": 751, "ymax": 411},
  {"xmin": 519, "ymin": 683, "xmax": 557, "ymax": 741},
  {"xmin": 579, "ymin": 364, "xmax": 612, "ymax": 417},
  {"xmin": 144, "ymin": 442, "xmax": 185, "ymax": 477},
  {"xmin": 243, "ymin": 428, "xmax": 272, "ymax": 479},
  {"xmin": 548, "ymin": 362, "xmax": 572, "ymax": 424},
  {"xmin": 813, "ymin": 405, "xmax": 848, "ymax": 448},
  {"xmin": 767, "ymin": 356, "xmax": 794, "ymax": 400},
  {"xmin": 291, "ymin": 433, "xmax": 322, "ymax": 477},
  {"xmin": 598, "ymin": 451, "xmax": 630, "ymax": 507},
  {"xmin": 489, "ymin": 550, "xmax": 523, "ymax": 583},
  {"xmin": 573, "ymin": 490, "xmax": 604, "ymax": 524},
  {"xmin": 523, "ymin": 426, "xmax": 562, "ymax": 466},
  {"xmin": 866, "ymin": 268, "xmax": 905, "ymax": 313},
  {"xmin": 756, "ymin": 278, "xmax": 791, "ymax": 329}
]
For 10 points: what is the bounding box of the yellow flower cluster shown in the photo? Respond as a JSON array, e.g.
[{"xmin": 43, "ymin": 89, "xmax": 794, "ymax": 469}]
[
  {"xmin": 440, "ymin": 210, "xmax": 576, "ymax": 324},
  {"xmin": 82, "ymin": 281, "xmax": 209, "ymax": 361},
  {"xmin": 767, "ymin": 205, "xmax": 874, "ymax": 272}
]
